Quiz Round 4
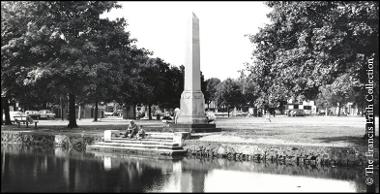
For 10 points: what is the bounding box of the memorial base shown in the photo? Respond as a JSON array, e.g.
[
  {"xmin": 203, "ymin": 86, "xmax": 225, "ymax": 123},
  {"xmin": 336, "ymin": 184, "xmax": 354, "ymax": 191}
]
[{"xmin": 167, "ymin": 123, "xmax": 221, "ymax": 133}]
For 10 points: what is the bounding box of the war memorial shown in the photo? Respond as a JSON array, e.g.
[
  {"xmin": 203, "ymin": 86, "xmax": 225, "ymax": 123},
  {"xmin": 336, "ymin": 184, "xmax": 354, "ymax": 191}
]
[{"xmin": 1, "ymin": 1, "xmax": 378, "ymax": 193}]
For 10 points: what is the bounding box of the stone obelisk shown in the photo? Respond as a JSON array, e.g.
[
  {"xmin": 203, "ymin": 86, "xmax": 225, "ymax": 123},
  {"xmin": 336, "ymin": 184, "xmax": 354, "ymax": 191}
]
[
  {"xmin": 174, "ymin": 13, "xmax": 219, "ymax": 133},
  {"xmin": 177, "ymin": 13, "xmax": 208, "ymax": 125}
]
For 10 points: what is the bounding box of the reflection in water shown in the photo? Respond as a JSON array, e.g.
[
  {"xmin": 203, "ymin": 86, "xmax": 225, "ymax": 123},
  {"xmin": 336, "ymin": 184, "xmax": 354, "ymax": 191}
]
[
  {"xmin": 1, "ymin": 144, "xmax": 374, "ymax": 192},
  {"xmin": 104, "ymin": 157, "xmax": 112, "ymax": 171},
  {"xmin": 204, "ymin": 169, "xmax": 357, "ymax": 193},
  {"xmin": 154, "ymin": 161, "xmax": 206, "ymax": 192}
]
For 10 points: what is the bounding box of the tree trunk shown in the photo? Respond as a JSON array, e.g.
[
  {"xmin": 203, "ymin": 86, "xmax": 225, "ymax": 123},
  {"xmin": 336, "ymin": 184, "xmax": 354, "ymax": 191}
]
[
  {"xmin": 78, "ymin": 104, "xmax": 81, "ymax": 120},
  {"xmin": 325, "ymin": 107, "xmax": 328, "ymax": 116},
  {"xmin": 122, "ymin": 106, "xmax": 128, "ymax": 119},
  {"xmin": 67, "ymin": 93, "xmax": 78, "ymax": 128},
  {"xmin": 133, "ymin": 104, "xmax": 136, "ymax": 120},
  {"xmin": 1, "ymin": 97, "xmax": 3, "ymax": 125},
  {"xmin": 60, "ymin": 97, "xmax": 64, "ymax": 120},
  {"xmin": 337, "ymin": 102, "xmax": 341, "ymax": 116},
  {"xmin": 148, "ymin": 104, "xmax": 152, "ymax": 120},
  {"xmin": 3, "ymin": 97, "xmax": 12, "ymax": 125},
  {"xmin": 94, "ymin": 100, "xmax": 98, "ymax": 122},
  {"xmin": 227, "ymin": 106, "xmax": 230, "ymax": 118}
]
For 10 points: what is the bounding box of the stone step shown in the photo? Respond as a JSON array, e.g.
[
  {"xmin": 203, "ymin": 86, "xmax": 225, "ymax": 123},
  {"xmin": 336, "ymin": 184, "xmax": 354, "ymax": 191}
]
[
  {"xmin": 108, "ymin": 132, "xmax": 176, "ymax": 142},
  {"xmin": 117, "ymin": 132, "xmax": 175, "ymax": 137},
  {"xmin": 145, "ymin": 135, "xmax": 174, "ymax": 140},
  {"xmin": 86, "ymin": 144, "xmax": 187, "ymax": 157},
  {"xmin": 146, "ymin": 132, "xmax": 175, "ymax": 136},
  {"xmin": 115, "ymin": 135, "xmax": 173, "ymax": 139},
  {"xmin": 96, "ymin": 142, "xmax": 182, "ymax": 150},
  {"xmin": 108, "ymin": 139, "xmax": 177, "ymax": 146},
  {"xmin": 112, "ymin": 137, "xmax": 173, "ymax": 142}
]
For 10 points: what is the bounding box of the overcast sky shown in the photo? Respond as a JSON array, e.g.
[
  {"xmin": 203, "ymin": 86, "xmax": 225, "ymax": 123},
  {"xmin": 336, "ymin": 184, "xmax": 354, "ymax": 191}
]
[{"xmin": 102, "ymin": 1, "xmax": 272, "ymax": 80}]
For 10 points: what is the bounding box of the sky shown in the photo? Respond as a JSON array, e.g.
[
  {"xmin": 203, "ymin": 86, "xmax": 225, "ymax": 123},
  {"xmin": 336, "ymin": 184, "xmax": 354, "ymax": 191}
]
[{"xmin": 101, "ymin": 1, "xmax": 272, "ymax": 80}]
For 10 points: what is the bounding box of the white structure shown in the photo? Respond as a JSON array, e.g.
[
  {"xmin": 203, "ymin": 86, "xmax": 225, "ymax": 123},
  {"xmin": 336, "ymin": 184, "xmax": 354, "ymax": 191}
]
[
  {"xmin": 177, "ymin": 13, "xmax": 208, "ymax": 124},
  {"xmin": 104, "ymin": 130, "xmax": 120, "ymax": 141},
  {"xmin": 286, "ymin": 100, "xmax": 317, "ymax": 115}
]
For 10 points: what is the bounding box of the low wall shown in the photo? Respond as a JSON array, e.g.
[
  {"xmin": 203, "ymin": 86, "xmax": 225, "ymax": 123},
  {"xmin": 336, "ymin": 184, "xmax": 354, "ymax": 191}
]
[
  {"xmin": 1, "ymin": 131, "xmax": 102, "ymax": 152},
  {"xmin": 2, "ymin": 130, "xmax": 378, "ymax": 167},
  {"xmin": 183, "ymin": 140, "xmax": 378, "ymax": 167}
]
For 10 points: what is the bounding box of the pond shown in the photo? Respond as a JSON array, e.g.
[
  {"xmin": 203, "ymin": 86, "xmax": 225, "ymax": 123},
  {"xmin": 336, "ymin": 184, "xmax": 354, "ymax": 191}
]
[{"xmin": 1, "ymin": 144, "xmax": 375, "ymax": 192}]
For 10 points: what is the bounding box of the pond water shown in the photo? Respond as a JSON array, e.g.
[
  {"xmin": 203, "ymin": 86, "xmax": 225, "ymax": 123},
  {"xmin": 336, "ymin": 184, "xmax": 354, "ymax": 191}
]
[{"xmin": 1, "ymin": 144, "xmax": 375, "ymax": 192}]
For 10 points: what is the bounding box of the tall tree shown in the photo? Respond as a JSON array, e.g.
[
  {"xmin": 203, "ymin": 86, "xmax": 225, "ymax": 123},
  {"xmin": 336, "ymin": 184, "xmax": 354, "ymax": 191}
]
[
  {"xmin": 81, "ymin": 16, "xmax": 135, "ymax": 122},
  {"xmin": 1, "ymin": 1, "xmax": 141, "ymax": 127},
  {"xmin": 1, "ymin": 1, "xmax": 38, "ymax": 125},
  {"xmin": 247, "ymin": 1, "xmax": 379, "ymax": 112},
  {"xmin": 216, "ymin": 78, "xmax": 244, "ymax": 117},
  {"xmin": 317, "ymin": 74, "xmax": 359, "ymax": 116},
  {"xmin": 138, "ymin": 57, "xmax": 169, "ymax": 119},
  {"xmin": 204, "ymin": 77, "xmax": 221, "ymax": 109},
  {"xmin": 115, "ymin": 46, "xmax": 151, "ymax": 119},
  {"xmin": 164, "ymin": 65, "xmax": 185, "ymax": 109}
]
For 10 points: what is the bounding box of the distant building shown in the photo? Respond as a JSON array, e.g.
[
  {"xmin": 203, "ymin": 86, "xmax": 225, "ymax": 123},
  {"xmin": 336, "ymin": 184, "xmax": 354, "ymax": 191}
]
[{"xmin": 285, "ymin": 99, "xmax": 317, "ymax": 116}]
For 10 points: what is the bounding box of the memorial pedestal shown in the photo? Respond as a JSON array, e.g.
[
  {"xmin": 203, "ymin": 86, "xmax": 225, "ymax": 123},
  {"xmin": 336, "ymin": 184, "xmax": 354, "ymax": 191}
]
[
  {"xmin": 175, "ymin": 13, "xmax": 218, "ymax": 133},
  {"xmin": 168, "ymin": 123, "xmax": 221, "ymax": 133}
]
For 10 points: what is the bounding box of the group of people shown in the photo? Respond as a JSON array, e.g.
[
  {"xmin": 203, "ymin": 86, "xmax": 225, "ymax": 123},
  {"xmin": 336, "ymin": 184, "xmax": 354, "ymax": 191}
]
[{"xmin": 124, "ymin": 120, "xmax": 145, "ymax": 139}]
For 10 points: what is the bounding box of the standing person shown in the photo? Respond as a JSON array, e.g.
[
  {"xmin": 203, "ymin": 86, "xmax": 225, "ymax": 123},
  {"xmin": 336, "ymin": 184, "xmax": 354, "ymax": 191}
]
[
  {"xmin": 265, "ymin": 109, "xmax": 271, "ymax": 122},
  {"xmin": 174, "ymin": 108, "xmax": 180, "ymax": 124}
]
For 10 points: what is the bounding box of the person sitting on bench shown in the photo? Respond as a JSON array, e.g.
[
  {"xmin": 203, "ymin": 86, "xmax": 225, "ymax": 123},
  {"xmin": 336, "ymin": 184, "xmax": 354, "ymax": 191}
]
[{"xmin": 124, "ymin": 120, "xmax": 139, "ymax": 138}]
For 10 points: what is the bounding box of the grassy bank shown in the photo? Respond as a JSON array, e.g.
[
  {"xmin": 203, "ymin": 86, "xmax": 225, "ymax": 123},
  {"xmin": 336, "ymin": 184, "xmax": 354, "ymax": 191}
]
[{"xmin": 2, "ymin": 116, "xmax": 378, "ymax": 167}]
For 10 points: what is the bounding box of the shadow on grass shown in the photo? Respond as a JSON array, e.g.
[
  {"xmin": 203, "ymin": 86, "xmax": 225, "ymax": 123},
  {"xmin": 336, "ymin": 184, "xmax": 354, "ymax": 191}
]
[
  {"xmin": 315, "ymin": 136, "xmax": 379, "ymax": 148},
  {"xmin": 1, "ymin": 124, "xmax": 128, "ymax": 131}
]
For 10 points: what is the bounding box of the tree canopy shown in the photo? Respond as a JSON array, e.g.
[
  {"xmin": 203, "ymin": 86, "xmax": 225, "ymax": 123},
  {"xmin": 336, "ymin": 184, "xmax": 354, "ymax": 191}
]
[
  {"xmin": 216, "ymin": 78, "xmax": 244, "ymax": 116},
  {"xmin": 204, "ymin": 77, "xmax": 221, "ymax": 108},
  {"xmin": 1, "ymin": 1, "xmax": 153, "ymax": 126},
  {"xmin": 246, "ymin": 1, "xmax": 379, "ymax": 112}
]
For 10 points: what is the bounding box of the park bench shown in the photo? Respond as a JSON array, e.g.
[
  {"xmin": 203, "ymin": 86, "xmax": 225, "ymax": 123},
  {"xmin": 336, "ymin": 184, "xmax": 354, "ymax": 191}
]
[{"xmin": 14, "ymin": 115, "xmax": 39, "ymax": 128}]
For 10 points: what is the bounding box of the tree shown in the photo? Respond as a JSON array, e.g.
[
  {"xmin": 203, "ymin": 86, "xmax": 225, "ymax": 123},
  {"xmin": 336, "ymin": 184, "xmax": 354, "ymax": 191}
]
[
  {"xmin": 2, "ymin": 1, "xmax": 65, "ymax": 123},
  {"xmin": 204, "ymin": 78, "xmax": 221, "ymax": 109},
  {"xmin": 163, "ymin": 65, "xmax": 184, "ymax": 109},
  {"xmin": 83, "ymin": 62, "xmax": 121, "ymax": 122},
  {"xmin": 247, "ymin": 1, "xmax": 379, "ymax": 112},
  {"xmin": 45, "ymin": 1, "xmax": 127, "ymax": 128},
  {"xmin": 242, "ymin": 76, "xmax": 261, "ymax": 114},
  {"xmin": 216, "ymin": 78, "xmax": 244, "ymax": 117},
  {"xmin": 115, "ymin": 46, "xmax": 151, "ymax": 119},
  {"xmin": 1, "ymin": 1, "xmax": 140, "ymax": 127},
  {"xmin": 1, "ymin": 1, "xmax": 39, "ymax": 125},
  {"xmin": 317, "ymin": 74, "xmax": 359, "ymax": 116},
  {"xmin": 80, "ymin": 16, "xmax": 136, "ymax": 122},
  {"xmin": 138, "ymin": 57, "xmax": 171, "ymax": 119}
]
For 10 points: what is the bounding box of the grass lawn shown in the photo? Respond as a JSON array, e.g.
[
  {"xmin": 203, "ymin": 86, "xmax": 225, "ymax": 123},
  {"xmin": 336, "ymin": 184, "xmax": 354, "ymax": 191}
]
[{"xmin": 204, "ymin": 116, "xmax": 379, "ymax": 149}]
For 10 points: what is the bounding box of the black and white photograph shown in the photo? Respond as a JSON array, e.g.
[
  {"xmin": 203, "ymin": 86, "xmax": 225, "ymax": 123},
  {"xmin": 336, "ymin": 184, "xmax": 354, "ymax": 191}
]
[{"xmin": 1, "ymin": 1, "xmax": 379, "ymax": 193}]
